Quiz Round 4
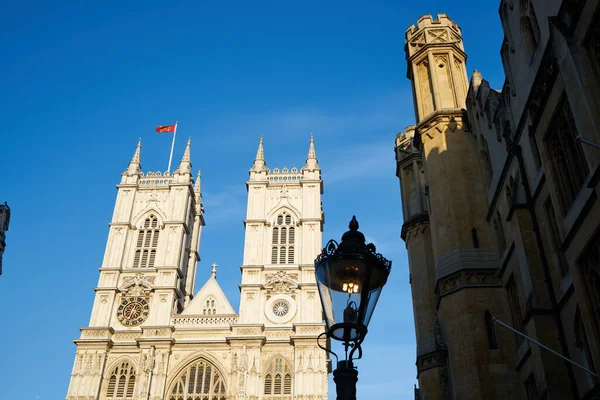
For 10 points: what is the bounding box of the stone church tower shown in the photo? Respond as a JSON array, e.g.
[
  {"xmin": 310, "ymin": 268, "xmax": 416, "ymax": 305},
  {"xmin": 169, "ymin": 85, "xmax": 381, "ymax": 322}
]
[
  {"xmin": 65, "ymin": 137, "xmax": 328, "ymax": 400},
  {"xmin": 396, "ymin": 15, "xmax": 521, "ymax": 399}
]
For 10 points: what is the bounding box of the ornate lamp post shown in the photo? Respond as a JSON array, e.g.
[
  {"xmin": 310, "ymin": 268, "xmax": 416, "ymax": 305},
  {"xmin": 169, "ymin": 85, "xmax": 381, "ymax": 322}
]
[{"xmin": 315, "ymin": 216, "xmax": 392, "ymax": 400}]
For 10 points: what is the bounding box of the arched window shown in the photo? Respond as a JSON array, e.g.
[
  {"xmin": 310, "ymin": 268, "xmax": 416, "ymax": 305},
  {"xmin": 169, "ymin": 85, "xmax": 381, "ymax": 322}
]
[
  {"xmin": 133, "ymin": 215, "xmax": 160, "ymax": 268},
  {"xmin": 545, "ymin": 98, "xmax": 589, "ymax": 214},
  {"xmin": 480, "ymin": 137, "xmax": 493, "ymax": 187},
  {"xmin": 264, "ymin": 356, "xmax": 292, "ymax": 398},
  {"xmin": 472, "ymin": 228, "xmax": 480, "ymax": 249},
  {"xmin": 506, "ymin": 277, "xmax": 524, "ymax": 348},
  {"xmin": 203, "ymin": 297, "xmax": 217, "ymax": 315},
  {"xmin": 520, "ymin": 0, "xmax": 540, "ymax": 56},
  {"xmin": 271, "ymin": 212, "xmax": 296, "ymax": 264},
  {"xmin": 167, "ymin": 358, "xmax": 226, "ymax": 400},
  {"xmin": 106, "ymin": 362, "xmax": 136, "ymax": 399},
  {"xmin": 494, "ymin": 212, "xmax": 507, "ymax": 253}
]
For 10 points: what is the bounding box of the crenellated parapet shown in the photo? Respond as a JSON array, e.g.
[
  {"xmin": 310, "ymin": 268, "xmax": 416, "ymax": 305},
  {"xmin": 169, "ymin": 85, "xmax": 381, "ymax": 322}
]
[
  {"xmin": 405, "ymin": 14, "xmax": 465, "ymax": 60},
  {"xmin": 405, "ymin": 14, "xmax": 469, "ymax": 122}
]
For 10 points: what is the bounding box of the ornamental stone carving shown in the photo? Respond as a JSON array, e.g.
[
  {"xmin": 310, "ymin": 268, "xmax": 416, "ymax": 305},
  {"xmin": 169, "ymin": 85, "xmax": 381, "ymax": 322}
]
[{"xmin": 264, "ymin": 271, "xmax": 298, "ymax": 294}]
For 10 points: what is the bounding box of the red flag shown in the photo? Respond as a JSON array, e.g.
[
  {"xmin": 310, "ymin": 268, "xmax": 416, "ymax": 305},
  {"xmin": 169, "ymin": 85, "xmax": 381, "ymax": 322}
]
[{"xmin": 156, "ymin": 124, "xmax": 176, "ymax": 133}]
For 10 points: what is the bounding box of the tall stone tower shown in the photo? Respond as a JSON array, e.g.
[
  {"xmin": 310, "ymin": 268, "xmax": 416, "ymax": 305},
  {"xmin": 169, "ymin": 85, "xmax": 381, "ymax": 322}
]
[
  {"xmin": 237, "ymin": 136, "xmax": 327, "ymax": 398},
  {"xmin": 65, "ymin": 137, "xmax": 328, "ymax": 400},
  {"xmin": 66, "ymin": 138, "xmax": 205, "ymax": 399},
  {"xmin": 396, "ymin": 14, "xmax": 520, "ymax": 399}
]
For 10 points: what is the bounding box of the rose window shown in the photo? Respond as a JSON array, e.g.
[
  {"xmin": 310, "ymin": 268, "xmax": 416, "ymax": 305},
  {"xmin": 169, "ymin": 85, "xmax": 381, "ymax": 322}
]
[{"xmin": 272, "ymin": 300, "xmax": 289, "ymax": 317}]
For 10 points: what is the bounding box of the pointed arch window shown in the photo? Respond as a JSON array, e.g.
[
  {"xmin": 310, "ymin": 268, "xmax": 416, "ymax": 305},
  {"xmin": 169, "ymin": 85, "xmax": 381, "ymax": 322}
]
[
  {"xmin": 264, "ymin": 356, "xmax": 292, "ymax": 398},
  {"xmin": 133, "ymin": 215, "xmax": 160, "ymax": 268},
  {"xmin": 506, "ymin": 277, "xmax": 525, "ymax": 348},
  {"xmin": 271, "ymin": 212, "xmax": 296, "ymax": 264},
  {"xmin": 494, "ymin": 212, "xmax": 507, "ymax": 253},
  {"xmin": 203, "ymin": 297, "xmax": 217, "ymax": 315},
  {"xmin": 479, "ymin": 136, "xmax": 493, "ymax": 187},
  {"xmin": 545, "ymin": 97, "xmax": 589, "ymax": 214},
  {"xmin": 520, "ymin": 0, "xmax": 540, "ymax": 57},
  {"xmin": 106, "ymin": 362, "xmax": 136, "ymax": 399},
  {"xmin": 167, "ymin": 358, "xmax": 226, "ymax": 400}
]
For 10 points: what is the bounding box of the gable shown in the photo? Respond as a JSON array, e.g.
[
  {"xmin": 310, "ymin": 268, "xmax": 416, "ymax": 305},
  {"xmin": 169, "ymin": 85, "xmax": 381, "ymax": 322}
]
[{"xmin": 181, "ymin": 275, "xmax": 236, "ymax": 315}]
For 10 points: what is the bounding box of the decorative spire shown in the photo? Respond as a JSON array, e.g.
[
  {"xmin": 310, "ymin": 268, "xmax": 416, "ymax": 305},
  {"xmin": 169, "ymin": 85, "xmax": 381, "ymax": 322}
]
[
  {"xmin": 126, "ymin": 138, "xmax": 142, "ymax": 175},
  {"xmin": 177, "ymin": 138, "xmax": 192, "ymax": 174},
  {"xmin": 304, "ymin": 134, "xmax": 319, "ymax": 170},
  {"xmin": 251, "ymin": 137, "xmax": 266, "ymax": 172},
  {"xmin": 211, "ymin": 262, "xmax": 218, "ymax": 278},
  {"xmin": 194, "ymin": 170, "xmax": 202, "ymax": 196},
  {"xmin": 308, "ymin": 134, "xmax": 316, "ymax": 159},
  {"xmin": 256, "ymin": 137, "xmax": 264, "ymax": 160}
]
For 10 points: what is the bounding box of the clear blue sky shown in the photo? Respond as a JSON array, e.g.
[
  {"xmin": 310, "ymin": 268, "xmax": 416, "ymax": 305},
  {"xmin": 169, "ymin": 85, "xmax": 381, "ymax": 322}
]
[{"xmin": 0, "ymin": 1, "xmax": 505, "ymax": 398}]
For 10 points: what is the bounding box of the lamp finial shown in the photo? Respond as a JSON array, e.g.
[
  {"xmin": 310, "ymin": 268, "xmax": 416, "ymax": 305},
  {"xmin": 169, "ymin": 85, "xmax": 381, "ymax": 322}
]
[{"xmin": 349, "ymin": 216, "xmax": 359, "ymax": 231}]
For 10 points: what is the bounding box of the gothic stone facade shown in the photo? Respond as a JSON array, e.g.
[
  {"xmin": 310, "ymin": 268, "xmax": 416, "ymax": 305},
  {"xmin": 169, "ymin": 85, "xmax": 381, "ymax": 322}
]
[
  {"xmin": 396, "ymin": 4, "xmax": 600, "ymax": 400},
  {"xmin": 65, "ymin": 137, "xmax": 328, "ymax": 400}
]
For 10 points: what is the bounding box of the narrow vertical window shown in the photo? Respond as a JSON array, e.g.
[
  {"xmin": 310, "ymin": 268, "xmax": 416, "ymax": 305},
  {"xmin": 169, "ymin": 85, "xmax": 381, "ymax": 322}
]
[
  {"xmin": 133, "ymin": 215, "xmax": 160, "ymax": 268},
  {"xmin": 529, "ymin": 126, "xmax": 542, "ymax": 169},
  {"xmin": 271, "ymin": 227, "xmax": 279, "ymax": 264},
  {"xmin": 281, "ymin": 228, "xmax": 287, "ymax": 244},
  {"xmin": 279, "ymin": 247, "xmax": 286, "ymax": 264},
  {"xmin": 543, "ymin": 197, "xmax": 567, "ymax": 276},
  {"xmin": 506, "ymin": 277, "xmax": 525, "ymax": 347},
  {"xmin": 545, "ymin": 97, "xmax": 589, "ymax": 214},
  {"xmin": 107, "ymin": 375, "xmax": 117, "ymax": 397},
  {"xmin": 485, "ymin": 311, "xmax": 498, "ymax": 349},
  {"xmin": 520, "ymin": 0, "xmax": 540, "ymax": 57},
  {"xmin": 284, "ymin": 374, "xmax": 292, "ymax": 394},
  {"xmin": 480, "ymin": 136, "xmax": 493, "ymax": 187},
  {"xmin": 126, "ymin": 375, "xmax": 135, "ymax": 397},
  {"xmin": 495, "ymin": 212, "xmax": 507, "ymax": 253},
  {"xmin": 274, "ymin": 374, "xmax": 282, "ymax": 394},
  {"xmin": 264, "ymin": 374, "xmax": 272, "ymax": 394},
  {"xmin": 472, "ymin": 228, "xmax": 480, "ymax": 248}
]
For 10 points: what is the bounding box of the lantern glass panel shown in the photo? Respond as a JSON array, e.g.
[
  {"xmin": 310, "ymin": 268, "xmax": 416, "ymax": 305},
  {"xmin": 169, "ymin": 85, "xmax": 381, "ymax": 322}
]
[{"xmin": 316, "ymin": 253, "xmax": 388, "ymax": 342}]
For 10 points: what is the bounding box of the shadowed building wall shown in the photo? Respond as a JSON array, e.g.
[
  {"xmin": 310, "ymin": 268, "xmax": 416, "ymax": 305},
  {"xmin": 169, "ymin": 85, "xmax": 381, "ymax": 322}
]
[{"xmin": 396, "ymin": 3, "xmax": 600, "ymax": 399}]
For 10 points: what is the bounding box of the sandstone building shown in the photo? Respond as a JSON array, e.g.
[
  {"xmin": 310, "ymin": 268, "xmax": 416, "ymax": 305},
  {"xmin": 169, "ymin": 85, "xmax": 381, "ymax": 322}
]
[
  {"xmin": 65, "ymin": 137, "xmax": 328, "ymax": 400},
  {"xmin": 395, "ymin": 3, "xmax": 600, "ymax": 399}
]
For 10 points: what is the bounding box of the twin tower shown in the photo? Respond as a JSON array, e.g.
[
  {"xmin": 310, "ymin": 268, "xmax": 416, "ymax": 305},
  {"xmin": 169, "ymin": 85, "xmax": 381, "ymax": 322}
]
[
  {"xmin": 396, "ymin": 15, "xmax": 518, "ymax": 399},
  {"xmin": 65, "ymin": 137, "xmax": 328, "ymax": 400}
]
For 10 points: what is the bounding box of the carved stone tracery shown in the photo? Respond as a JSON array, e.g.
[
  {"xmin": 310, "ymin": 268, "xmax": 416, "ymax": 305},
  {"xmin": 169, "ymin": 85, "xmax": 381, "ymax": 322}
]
[{"xmin": 264, "ymin": 271, "xmax": 299, "ymax": 295}]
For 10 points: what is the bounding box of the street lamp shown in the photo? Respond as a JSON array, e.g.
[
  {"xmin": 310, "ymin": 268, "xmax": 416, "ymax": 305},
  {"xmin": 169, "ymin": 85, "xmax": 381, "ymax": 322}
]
[{"xmin": 315, "ymin": 216, "xmax": 392, "ymax": 400}]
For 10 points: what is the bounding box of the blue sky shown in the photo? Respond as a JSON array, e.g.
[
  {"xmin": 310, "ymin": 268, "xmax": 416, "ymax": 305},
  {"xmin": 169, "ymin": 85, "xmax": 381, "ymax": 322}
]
[{"xmin": 0, "ymin": 1, "xmax": 505, "ymax": 398}]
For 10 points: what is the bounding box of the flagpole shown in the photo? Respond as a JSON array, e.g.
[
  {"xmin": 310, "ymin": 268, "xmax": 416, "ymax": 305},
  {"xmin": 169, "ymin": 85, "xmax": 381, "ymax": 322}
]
[{"xmin": 167, "ymin": 121, "xmax": 178, "ymax": 174}]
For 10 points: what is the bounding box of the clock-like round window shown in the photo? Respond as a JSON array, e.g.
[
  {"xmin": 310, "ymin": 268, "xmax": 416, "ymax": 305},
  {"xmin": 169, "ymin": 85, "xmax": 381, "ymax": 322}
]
[
  {"xmin": 117, "ymin": 296, "xmax": 150, "ymax": 327},
  {"xmin": 272, "ymin": 300, "xmax": 289, "ymax": 317}
]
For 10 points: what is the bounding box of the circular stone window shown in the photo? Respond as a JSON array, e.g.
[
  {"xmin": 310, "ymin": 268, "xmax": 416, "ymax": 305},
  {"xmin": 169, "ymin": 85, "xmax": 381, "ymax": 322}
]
[
  {"xmin": 272, "ymin": 300, "xmax": 289, "ymax": 317},
  {"xmin": 265, "ymin": 294, "xmax": 297, "ymax": 324}
]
